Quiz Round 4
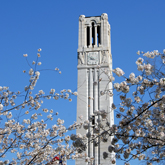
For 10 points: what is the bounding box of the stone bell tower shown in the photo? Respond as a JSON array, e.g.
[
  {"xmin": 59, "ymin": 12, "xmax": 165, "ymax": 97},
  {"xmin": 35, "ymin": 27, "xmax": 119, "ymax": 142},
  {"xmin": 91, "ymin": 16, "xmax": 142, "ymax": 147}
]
[{"xmin": 76, "ymin": 13, "xmax": 114, "ymax": 165}]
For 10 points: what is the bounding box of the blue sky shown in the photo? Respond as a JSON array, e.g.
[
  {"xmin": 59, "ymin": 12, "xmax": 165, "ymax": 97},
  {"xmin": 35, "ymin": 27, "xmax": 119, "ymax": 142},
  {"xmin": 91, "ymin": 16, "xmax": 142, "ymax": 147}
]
[{"xmin": 0, "ymin": 0, "xmax": 165, "ymax": 164}]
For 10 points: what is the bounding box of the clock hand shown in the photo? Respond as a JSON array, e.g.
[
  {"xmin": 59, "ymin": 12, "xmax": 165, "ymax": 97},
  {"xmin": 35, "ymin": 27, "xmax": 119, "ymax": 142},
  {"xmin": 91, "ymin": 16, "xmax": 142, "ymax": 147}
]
[{"xmin": 90, "ymin": 57, "xmax": 95, "ymax": 60}]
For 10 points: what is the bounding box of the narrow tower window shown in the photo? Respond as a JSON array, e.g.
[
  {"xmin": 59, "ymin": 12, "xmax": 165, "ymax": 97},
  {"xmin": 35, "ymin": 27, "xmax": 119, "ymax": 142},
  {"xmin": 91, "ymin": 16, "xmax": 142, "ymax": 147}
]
[
  {"xmin": 87, "ymin": 26, "xmax": 90, "ymax": 47},
  {"xmin": 92, "ymin": 22, "xmax": 95, "ymax": 46},
  {"xmin": 92, "ymin": 115, "xmax": 95, "ymax": 125},
  {"xmin": 97, "ymin": 26, "xmax": 100, "ymax": 45}
]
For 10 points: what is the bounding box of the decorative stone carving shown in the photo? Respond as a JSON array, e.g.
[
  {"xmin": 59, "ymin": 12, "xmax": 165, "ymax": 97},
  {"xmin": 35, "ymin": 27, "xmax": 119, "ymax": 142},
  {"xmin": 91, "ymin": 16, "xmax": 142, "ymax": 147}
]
[
  {"xmin": 79, "ymin": 15, "xmax": 85, "ymax": 22},
  {"xmin": 108, "ymin": 30, "xmax": 110, "ymax": 36},
  {"xmin": 78, "ymin": 52, "xmax": 85, "ymax": 64},
  {"xmin": 101, "ymin": 13, "xmax": 108, "ymax": 20},
  {"xmin": 101, "ymin": 50, "xmax": 108, "ymax": 63}
]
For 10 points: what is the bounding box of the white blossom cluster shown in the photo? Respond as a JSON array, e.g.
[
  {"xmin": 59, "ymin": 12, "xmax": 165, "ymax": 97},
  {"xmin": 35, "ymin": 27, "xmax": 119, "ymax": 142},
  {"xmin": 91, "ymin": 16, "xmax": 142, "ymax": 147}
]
[
  {"xmin": 103, "ymin": 50, "xmax": 165, "ymax": 164},
  {"xmin": 2, "ymin": 48, "xmax": 165, "ymax": 165},
  {"xmin": 73, "ymin": 50, "xmax": 165, "ymax": 165},
  {"xmin": 0, "ymin": 49, "xmax": 78, "ymax": 164}
]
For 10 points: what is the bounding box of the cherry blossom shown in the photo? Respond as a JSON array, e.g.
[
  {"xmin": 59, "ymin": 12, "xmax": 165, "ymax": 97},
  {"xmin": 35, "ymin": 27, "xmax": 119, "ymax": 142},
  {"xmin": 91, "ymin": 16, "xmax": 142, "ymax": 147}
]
[
  {"xmin": 0, "ymin": 49, "xmax": 78, "ymax": 164},
  {"xmin": 74, "ymin": 49, "xmax": 165, "ymax": 165}
]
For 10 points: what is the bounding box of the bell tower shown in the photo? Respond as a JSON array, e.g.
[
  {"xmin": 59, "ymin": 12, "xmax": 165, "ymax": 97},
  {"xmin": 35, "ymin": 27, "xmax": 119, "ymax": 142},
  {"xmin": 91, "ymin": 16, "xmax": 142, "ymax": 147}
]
[{"xmin": 76, "ymin": 13, "xmax": 114, "ymax": 165}]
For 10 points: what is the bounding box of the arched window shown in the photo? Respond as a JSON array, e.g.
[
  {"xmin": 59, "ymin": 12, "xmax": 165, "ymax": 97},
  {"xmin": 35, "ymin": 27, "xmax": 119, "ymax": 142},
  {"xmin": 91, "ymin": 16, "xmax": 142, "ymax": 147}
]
[{"xmin": 86, "ymin": 22, "xmax": 101, "ymax": 47}]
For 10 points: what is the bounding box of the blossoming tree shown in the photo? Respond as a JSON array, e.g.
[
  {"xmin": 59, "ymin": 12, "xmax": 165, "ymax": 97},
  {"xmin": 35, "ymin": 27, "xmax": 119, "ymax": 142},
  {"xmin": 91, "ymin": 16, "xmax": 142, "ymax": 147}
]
[
  {"xmin": 105, "ymin": 50, "xmax": 165, "ymax": 165},
  {"xmin": 73, "ymin": 50, "xmax": 165, "ymax": 165},
  {"xmin": 0, "ymin": 49, "xmax": 78, "ymax": 165},
  {"xmin": 1, "ymin": 48, "xmax": 165, "ymax": 165}
]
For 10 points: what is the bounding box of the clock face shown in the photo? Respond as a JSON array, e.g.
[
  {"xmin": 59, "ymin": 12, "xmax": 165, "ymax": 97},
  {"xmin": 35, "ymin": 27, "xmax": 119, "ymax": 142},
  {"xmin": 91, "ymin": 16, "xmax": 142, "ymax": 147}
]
[{"xmin": 87, "ymin": 52, "xmax": 98, "ymax": 65}]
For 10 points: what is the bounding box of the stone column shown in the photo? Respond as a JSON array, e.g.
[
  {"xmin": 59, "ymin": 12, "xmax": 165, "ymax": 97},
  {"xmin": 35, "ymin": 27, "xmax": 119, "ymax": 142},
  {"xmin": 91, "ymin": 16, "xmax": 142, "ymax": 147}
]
[
  {"xmin": 94, "ymin": 25, "xmax": 97, "ymax": 47},
  {"xmin": 99, "ymin": 65, "xmax": 114, "ymax": 165},
  {"xmin": 84, "ymin": 26, "xmax": 87, "ymax": 48},
  {"xmin": 76, "ymin": 68, "xmax": 88, "ymax": 165},
  {"xmin": 94, "ymin": 68, "xmax": 98, "ymax": 165},
  {"xmin": 89, "ymin": 68, "xmax": 93, "ymax": 158},
  {"xmin": 89, "ymin": 25, "xmax": 92, "ymax": 47},
  {"xmin": 101, "ymin": 13, "xmax": 108, "ymax": 48},
  {"xmin": 78, "ymin": 15, "xmax": 85, "ymax": 49}
]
